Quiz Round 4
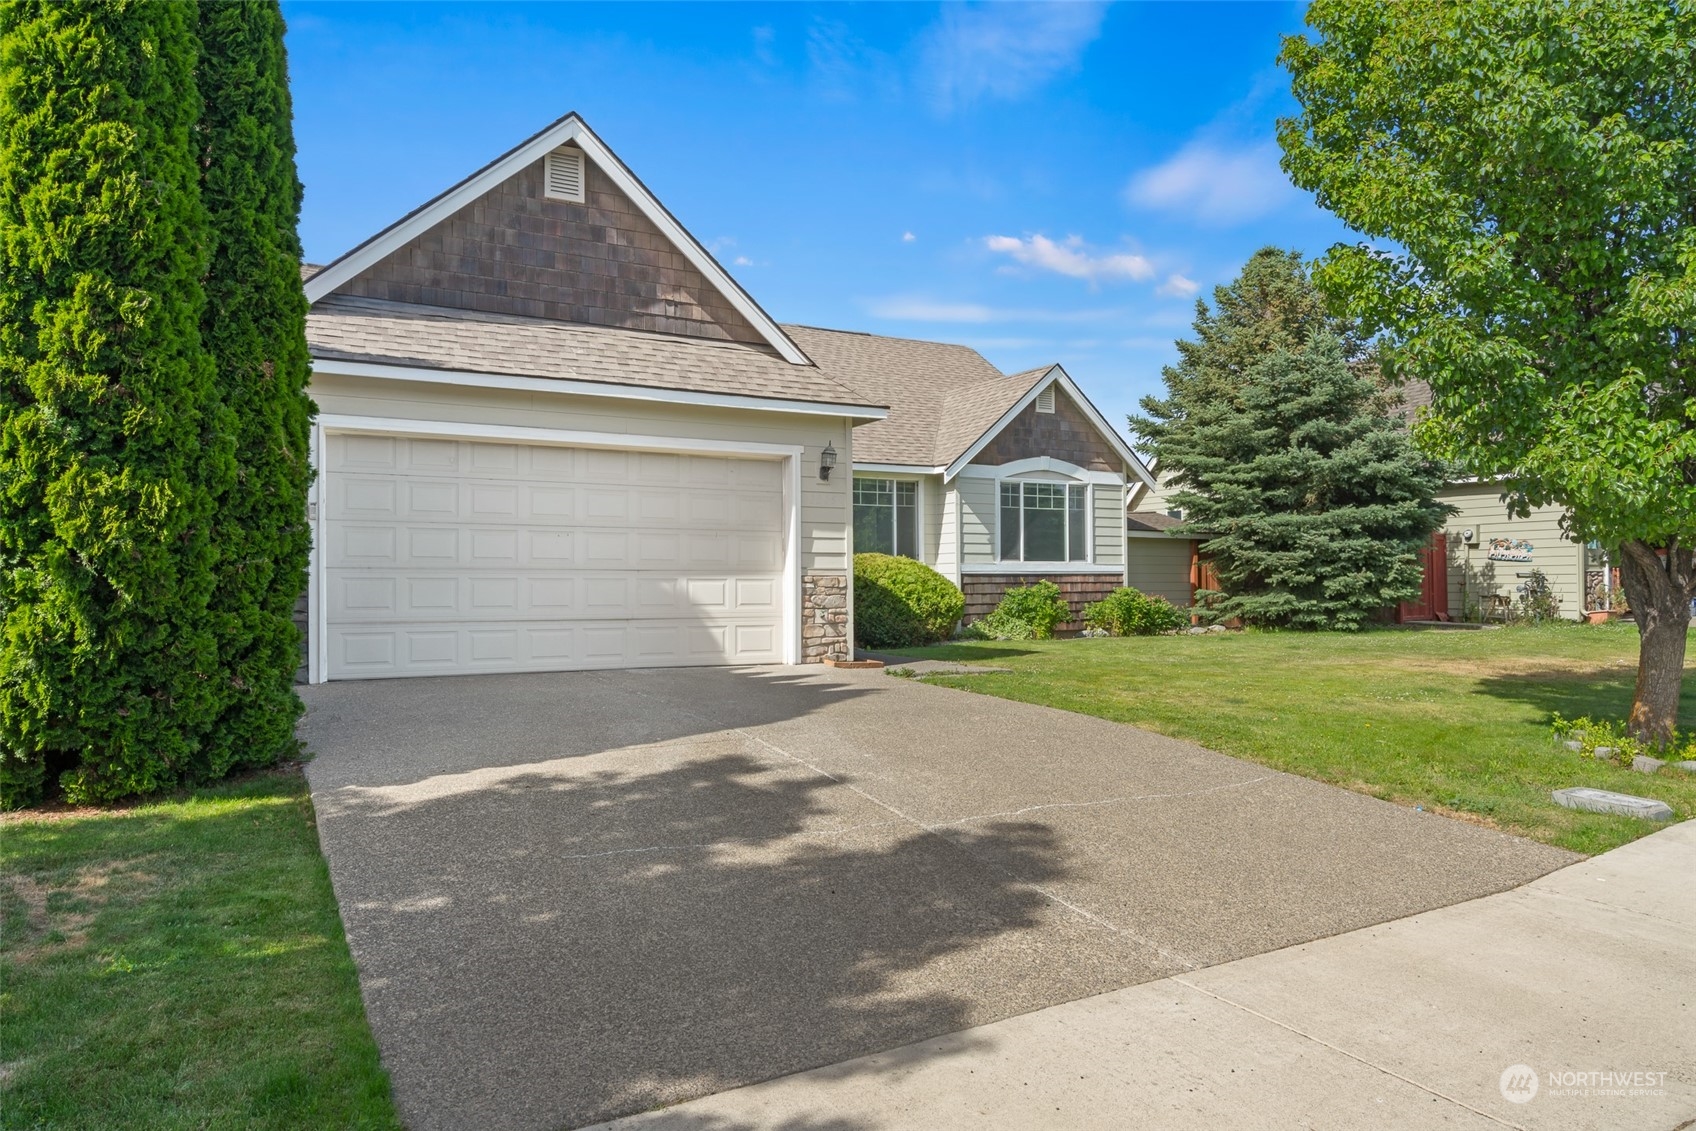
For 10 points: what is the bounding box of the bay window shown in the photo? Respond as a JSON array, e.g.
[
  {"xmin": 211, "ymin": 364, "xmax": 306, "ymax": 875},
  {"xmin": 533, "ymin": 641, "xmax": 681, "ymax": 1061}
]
[
  {"xmin": 999, "ymin": 480, "xmax": 1089, "ymax": 563},
  {"xmin": 854, "ymin": 477, "xmax": 918, "ymax": 558}
]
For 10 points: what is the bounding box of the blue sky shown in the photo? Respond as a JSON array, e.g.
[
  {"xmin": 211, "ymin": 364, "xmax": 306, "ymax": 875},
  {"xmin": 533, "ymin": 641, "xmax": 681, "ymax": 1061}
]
[{"xmin": 282, "ymin": 1, "xmax": 1359, "ymax": 434}]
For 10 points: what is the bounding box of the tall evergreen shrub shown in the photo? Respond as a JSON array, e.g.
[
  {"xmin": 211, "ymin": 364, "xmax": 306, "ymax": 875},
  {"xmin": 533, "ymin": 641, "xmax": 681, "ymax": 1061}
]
[
  {"xmin": 0, "ymin": 0, "xmax": 232, "ymax": 805},
  {"xmin": 1132, "ymin": 249, "xmax": 1450, "ymax": 630},
  {"xmin": 195, "ymin": 0, "xmax": 314, "ymax": 776},
  {"xmin": 1156, "ymin": 335, "xmax": 1449, "ymax": 629}
]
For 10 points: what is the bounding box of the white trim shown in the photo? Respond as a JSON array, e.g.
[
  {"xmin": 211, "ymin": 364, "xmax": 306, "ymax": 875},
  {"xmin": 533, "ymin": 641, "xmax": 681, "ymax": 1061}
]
[
  {"xmin": 310, "ymin": 413, "xmax": 805, "ymax": 678},
  {"xmin": 1121, "ymin": 482, "xmax": 1130, "ymax": 586},
  {"xmin": 783, "ymin": 452, "xmax": 801, "ymax": 665},
  {"xmin": 960, "ymin": 564, "xmax": 1128, "ymax": 576},
  {"xmin": 309, "ymin": 358, "xmax": 886, "ymax": 421},
  {"xmin": 956, "ymin": 456, "xmax": 1123, "ymax": 485},
  {"xmin": 840, "ymin": 424, "xmax": 855, "ymax": 659},
  {"xmin": 942, "ymin": 366, "xmax": 1156, "ymax": 489},
  {"xmin": 851, "ymin": 461, "xmax": 945, "ymax": 475},
  {"xmin": 318, "ymin": 413, "xmax": 804, "ymax": 459},
  {"xmin": 303, "ymin": 115, "xmax": 812, "ymax": 366},
  {"xmin": 1125, "ymin": 529, "xmax": 1190, "ymax": 540},
  {"xmin": 307, "ymin": 421, "xmax": 324, "ymax": 684}
]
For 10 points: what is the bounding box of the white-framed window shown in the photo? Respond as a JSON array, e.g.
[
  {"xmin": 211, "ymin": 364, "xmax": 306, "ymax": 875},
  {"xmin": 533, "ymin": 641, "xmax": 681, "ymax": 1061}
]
[
  {"xmin": 999, "ymin": 480, "xmax": 1088, "ymax": 563},
  {"xmin": 854, "ymin": 477, "xmax": 918, "ymax": 557}
]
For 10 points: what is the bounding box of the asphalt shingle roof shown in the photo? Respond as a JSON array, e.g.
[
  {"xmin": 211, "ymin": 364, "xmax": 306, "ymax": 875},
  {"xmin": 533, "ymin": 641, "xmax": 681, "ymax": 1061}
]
[
  {"xmin": 1126, "ymin": 510, "xmax": 1185, "ymax": 534},
  {"xmin": 782, "ymin": 326, "xmax": 1048, "ymax": 465},
  {"xmin": 306, "ymin": 296, "xmax": 883, "ymax": 410},
  {"xmin": 303, "ymin": 295, "xmax": 1060, "ymax": 457}
]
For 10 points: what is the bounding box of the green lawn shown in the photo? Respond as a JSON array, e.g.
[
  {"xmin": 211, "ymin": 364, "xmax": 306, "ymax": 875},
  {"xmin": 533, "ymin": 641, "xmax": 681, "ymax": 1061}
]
[
  {"xmin": 893, "ymin": 621, "xmax": 1694, "ymax": 855},
  {"xmin": 0, "ymin": 771, "xmax": 399, "ymax": 1131}
]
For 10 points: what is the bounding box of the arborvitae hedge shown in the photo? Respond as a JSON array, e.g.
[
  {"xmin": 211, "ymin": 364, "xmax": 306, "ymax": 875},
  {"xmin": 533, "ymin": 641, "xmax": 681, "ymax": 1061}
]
[
  {"xmin": 195, "ymin": 0, "xmax": 314, "ymax": 778},
  {"xmin": 0, "ymin": 1, "xmax": 232, "ymax": 806}
]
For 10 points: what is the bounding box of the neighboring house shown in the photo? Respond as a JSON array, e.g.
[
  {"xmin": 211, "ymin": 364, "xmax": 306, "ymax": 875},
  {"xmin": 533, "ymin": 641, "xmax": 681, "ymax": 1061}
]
[
  {"xmin": 829, "ymin": 332, "xmax": 1155, "ymax": 628},
  {"xmin": 297, "ymin": 113, "xmax": 1152, "ymax": 682},
  {"xmin": 1394, "ymin": 381, "xmax": 1594, "ymax": 622},
  {"xmin": 1123, "ymin": 469, "xmax": 1204, "ymax": 609}
]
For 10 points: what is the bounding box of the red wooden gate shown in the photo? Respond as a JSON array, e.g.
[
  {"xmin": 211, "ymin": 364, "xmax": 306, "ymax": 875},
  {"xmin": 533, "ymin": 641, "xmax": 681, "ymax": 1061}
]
[{"xmin": 1398, "ymin": 531, "xmax": 1450, "ymax": 622}]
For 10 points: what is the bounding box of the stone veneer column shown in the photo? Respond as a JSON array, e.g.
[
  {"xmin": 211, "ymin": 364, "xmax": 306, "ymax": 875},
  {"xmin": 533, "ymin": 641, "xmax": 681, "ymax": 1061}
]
[{"xmin": 800, "ymin": 572, "xmax": 850, "ymax": 662}]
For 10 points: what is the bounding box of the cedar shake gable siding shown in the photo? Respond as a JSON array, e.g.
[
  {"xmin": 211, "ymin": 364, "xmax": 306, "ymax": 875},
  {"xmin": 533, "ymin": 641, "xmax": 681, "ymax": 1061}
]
[
  {"xmin": 973, "ymin": 385, "xmax": 1122, "ymax": 472},
  {"xmin": 334, "ymin": 148, "xmax": 765, "ymax": 345}
]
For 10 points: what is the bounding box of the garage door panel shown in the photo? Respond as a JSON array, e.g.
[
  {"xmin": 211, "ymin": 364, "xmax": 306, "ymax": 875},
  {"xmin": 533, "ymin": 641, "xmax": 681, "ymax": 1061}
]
[
  {"xmin": 635, "ymin": 451, "xmax": 682, "ymax": 484},
  {"xmin": 325, "ymin": 436, "xmax": 787, "ymax": 678},
  {"xmin": 405, "ymin": 438, "xmax": 460, "ymax": 472},
  {"xmin": 335, "ymin": 433, "xmax": 399, "ymax": 470},
  {"xmin": 405, "ymin": 527, "xmax": 460, "ymax": 565},
  {"xmin": 469, "ymin": 529, "xmax": 520, "ymax": 566}
]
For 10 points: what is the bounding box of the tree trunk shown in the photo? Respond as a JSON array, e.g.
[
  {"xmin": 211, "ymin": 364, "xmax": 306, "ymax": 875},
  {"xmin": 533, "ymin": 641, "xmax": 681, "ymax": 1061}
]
[{"xmin": 1617, "ymin": 540, "xmax": 1694, "ymax": 748}]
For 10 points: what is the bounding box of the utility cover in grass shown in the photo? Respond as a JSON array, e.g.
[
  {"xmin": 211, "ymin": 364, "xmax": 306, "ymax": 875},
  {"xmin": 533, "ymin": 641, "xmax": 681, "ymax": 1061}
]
[{"xmin": 1551, "ymin": 788, "xmax": 1674, "ymax": 821}]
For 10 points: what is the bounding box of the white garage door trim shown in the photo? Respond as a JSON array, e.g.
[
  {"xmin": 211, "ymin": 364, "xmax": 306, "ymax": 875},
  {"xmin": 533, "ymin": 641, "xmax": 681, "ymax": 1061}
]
[{"xmin": 307, "ymin": 413, "xmax": 803, "ymax": 682}]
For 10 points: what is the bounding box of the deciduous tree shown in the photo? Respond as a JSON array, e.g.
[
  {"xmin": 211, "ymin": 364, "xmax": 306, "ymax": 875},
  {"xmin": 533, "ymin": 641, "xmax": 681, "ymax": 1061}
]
[{"xmin": 1279, "ymin": 0, "xmax": 1696, "ymax": 744}]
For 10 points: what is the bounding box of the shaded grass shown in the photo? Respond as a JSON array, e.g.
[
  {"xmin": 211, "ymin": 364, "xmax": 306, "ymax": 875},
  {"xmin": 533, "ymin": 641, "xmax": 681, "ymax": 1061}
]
[
  {"xmin": 895, "ymin": 621, "xmax": 1694, "ymax": 855},
  {"xmin": 0, "ymin": 771, "xmax": 398, "ymax": 1130}
]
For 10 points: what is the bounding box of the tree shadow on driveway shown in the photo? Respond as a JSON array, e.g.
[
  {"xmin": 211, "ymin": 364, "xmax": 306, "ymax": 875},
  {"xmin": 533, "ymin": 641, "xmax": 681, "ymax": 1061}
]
[{"xmin": 312, "ymin": 741, "xmax": 1135, "ymax": 1131}]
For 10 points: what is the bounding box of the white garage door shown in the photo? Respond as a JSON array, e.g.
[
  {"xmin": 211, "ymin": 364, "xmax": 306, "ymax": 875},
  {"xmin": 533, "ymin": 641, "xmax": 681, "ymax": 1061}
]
[{"xmin": 322, "ymin": 432, "xmax": 788, "ymax": 679}]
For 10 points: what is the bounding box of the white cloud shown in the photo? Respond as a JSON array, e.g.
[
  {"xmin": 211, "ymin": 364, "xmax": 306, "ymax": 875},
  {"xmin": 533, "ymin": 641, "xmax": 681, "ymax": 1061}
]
[
  {"xmin": 1157, "ymin": 273, "xmax": 1199, "ymax": 298},
  {"xmin": 733, "ymin": 256, "xmax": 754, "ymax": 267},
  {"xmin": 752, "ymin": 25, "xmax": 777, "ymax": 68},
  {"xmin": 902, "ymin": 231, "xmax": 917, "ymax": 243},
  {"xmin": 1125, "ymin": 140, "xmax": 1302, "ymax": 225},
  {"xmin": 866, "ymin": 297, "xmax": 996, "ymax": 322},
  {"xmin": 807, "ymin": 18, "xmax": 899, "ymax": 103},
  {"xmin": 918, "ymin": 2, "xmax": 1107, "ymax": 114},
  {"xmin": 983, "ymin": 234, "xmax": 1155, "ymax": 283},
  {"xmin": 865, "ymin": 295, "xmax": 1131, "ymax": 324}
]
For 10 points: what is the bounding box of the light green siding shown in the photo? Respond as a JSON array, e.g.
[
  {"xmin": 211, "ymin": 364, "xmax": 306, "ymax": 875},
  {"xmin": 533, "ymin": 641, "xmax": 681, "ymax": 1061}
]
[
  {"xmin": 1437, "ymin": 482, "xmax": 1585, "ymax": 620},
  {"xmin": 1125, "ymin": 537, "xmax": 1193, "ymax": 606},
  {"xmin": 920, "ymin": 474, "xmax": 944, "ymax": 567},
  {"xmin": 959, "ymin": 475, "xmax": 997, "ymax": 565},
  {"xmin": 937, "ymin": 483, "xmax": 959, "ymax": 582},
  {"xmin": 1093, "ymin": 485, "xmax": 1124, "ymax": 566}
]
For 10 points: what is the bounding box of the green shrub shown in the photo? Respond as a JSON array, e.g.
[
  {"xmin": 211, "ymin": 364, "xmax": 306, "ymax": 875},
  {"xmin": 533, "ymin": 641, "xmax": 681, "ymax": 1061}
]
[
  {"xmin": 1083, "ymin": 587, "xmax": 1188, "ymax": 636},
  {"xmin": 1506, "ymin": 569, "xmax": 1563, "ymax": 625},
  {"xmin": 0, "ymin": 3, "xmax": 232, "ymax": 807},
  {"xmin": 959, "ymin": 610, "xmax": 1037, "ymax": 641},
  {"xmin": 1551, "ymin": 713, "xmax": 1695, "ymax": 761},
  {"xmin": 194, "ymin": 1, "xmax": 316, "ymax": 780},
  {"xmin": 986, "ymin": 581, "xmax": 1071, "ymax": 640},
  {"xmin": 853, "ymin": 554, "xmax": 964, "ymax": 648}
]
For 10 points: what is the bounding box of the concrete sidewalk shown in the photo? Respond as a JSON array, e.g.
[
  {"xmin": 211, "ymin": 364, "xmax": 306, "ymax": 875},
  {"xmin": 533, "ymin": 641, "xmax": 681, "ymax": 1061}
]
[{"xmin": 590, "ymin": 819, "xmax": 1695, "ymax": 1131}]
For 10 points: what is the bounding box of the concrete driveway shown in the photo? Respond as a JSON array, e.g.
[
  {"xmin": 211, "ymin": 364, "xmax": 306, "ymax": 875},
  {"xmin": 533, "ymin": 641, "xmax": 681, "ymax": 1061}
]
[{"xmin": 301, "ymin": 666, "xmax": 1576, "ymax": 1131}]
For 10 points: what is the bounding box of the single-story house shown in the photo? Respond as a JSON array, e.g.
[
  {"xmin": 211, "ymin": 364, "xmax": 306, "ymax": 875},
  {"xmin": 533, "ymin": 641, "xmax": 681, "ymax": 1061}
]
[
  {"xmin": 298, "ymin": 113, "xmax": 1152, "ymax": 681},
  {"xmin": 1120, "ymin": 383, "xmax": 1603, "ymax": 622},
  {"xmin": 831, "ymin": 334, "xmax": 1154, "ymax": 628},
  {"xmin": 1123, "ymin": 467, "xmax": 1205, "ymax": 609},
  {"xmin": 1394, "ymin": 381, "xmax": 1597, "ymax": 622}
]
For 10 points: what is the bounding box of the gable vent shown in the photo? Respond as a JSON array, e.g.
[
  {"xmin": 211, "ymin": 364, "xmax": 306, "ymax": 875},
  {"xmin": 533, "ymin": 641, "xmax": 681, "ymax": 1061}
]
[
  {"xmin": 1035, "ymin": 386, "xmax": 1056, "ymax": 413},
  {"xmin": 543, "ymin": 148, "xmax": 585, "ymax": 203}
]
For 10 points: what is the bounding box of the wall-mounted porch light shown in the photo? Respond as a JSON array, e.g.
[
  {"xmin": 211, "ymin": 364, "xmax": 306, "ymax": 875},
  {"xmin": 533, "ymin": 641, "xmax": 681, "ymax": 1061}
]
[{"xmin": 819, "ymin": 441, "xmax": 837, "ymax": 481}]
